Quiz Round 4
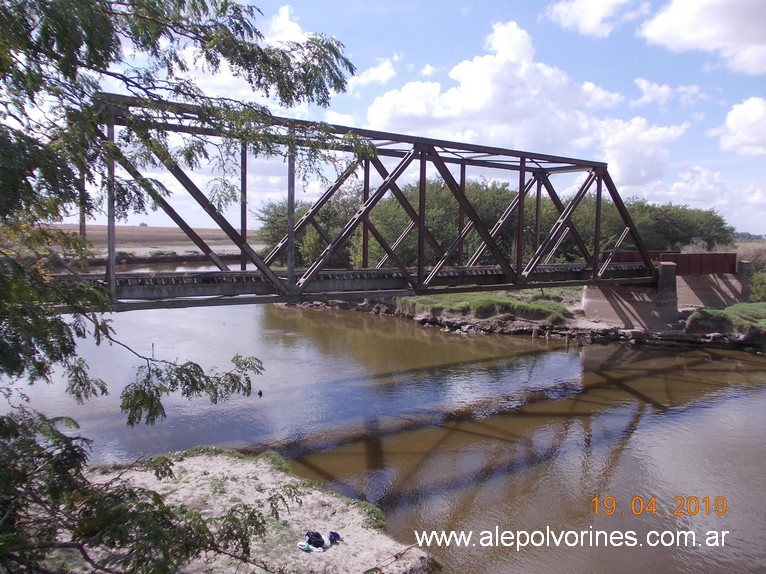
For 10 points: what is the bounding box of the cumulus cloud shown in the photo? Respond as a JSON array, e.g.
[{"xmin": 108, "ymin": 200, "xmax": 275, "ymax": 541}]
[
  {"xmin": 667, "ymin": 166, "xmax": 731, "ymax": 206},
  {"xmin": 638, "ymin": 0, "xmax": 766, "ymax": 75},
  {"xmin": 544, "ymin": 0, "xmax": 644, "ymax": 38},
  {"xmin": 266, "ymin": 5, "xmax": 309, "ymax": 44},
  {"xmin": 348, "ymin": 56, "xmax": 399, "ymax": 93},
  {"xmin": 365, "ymin": 19, "xmax": 684, "ymax": 193},
  {"xmin": 713, "ymin": 97, "xmax": 766, "ymax": 155},
  {"xmin": 631, "ymin": 78, "xmax": 705, "ymax": 107},
  {"xmin": 598, "ymin": 117, "xmax": 689, "ymax": 187},
  {"xmin": 420, "ymin": 64, "xmax": 439, "ymax": 77},
  {"xmin": 366, "ymin": 20, "xmax": 618, "ymax": 147}
]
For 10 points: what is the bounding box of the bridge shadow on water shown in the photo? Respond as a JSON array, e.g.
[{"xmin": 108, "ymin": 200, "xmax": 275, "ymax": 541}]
[{"xmin": 286, "ymin": 345, "xmax": 766, "ymax": 515}]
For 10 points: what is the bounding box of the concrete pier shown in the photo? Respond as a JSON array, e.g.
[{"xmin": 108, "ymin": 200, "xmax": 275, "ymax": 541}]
[{"xmin": 582, "ymin": 262, "xmax": 679, "ymax": 330}]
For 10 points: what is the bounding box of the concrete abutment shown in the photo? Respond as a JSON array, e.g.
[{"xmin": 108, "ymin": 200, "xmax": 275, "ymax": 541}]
[{"xmin": 583, "ymin": 261, "xmax": 753, "ymax": 330}]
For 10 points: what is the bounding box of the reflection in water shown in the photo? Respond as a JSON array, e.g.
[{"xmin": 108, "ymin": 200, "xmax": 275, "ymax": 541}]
[
  {"xmin": 7, "ymin": 303, "xmax": 766, "ymax": 572},
  {"xmin": 290, "ymin": 346, "xmax": 766, "ymax": 574}
]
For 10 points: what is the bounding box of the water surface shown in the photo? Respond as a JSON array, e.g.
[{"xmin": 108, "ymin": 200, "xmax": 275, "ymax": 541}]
[{"xmin": 9, "ymin": 304, "xmax": 766, "ymax": 573}]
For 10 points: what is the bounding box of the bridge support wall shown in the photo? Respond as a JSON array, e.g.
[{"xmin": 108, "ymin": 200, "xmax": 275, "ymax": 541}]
[
  {"xmin": 582, "ymin": 262, "xmax": 679, "ymax": 330},
  {"xmin": 675, "ymin": 260, "xmax": 752, "ymax": 309},
  {"xmin": 582, "ymin": 261, "xmax": 754, "ymax": 330}
]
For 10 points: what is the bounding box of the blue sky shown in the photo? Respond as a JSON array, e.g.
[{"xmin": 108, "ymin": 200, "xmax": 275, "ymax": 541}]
[{"xmin": 111, "ymin": 0, "xmax": 766, "ymax": 234}]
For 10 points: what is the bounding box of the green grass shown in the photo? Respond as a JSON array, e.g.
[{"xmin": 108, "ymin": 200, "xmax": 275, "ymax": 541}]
[
  {"xmin": 397, "ymin": 291, "xmax": 571, "ymax": 324},
  {"xmin": 719, "ymin": 303, "xmax": 766, "ymax": 328},
  {"xmin": 688, "ymin": 303, "xmax": 766, "ymax": 331}
]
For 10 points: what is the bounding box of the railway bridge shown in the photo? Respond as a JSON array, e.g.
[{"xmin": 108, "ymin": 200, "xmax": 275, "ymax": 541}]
[{"xmin": 64, "ymin": 92, "xmax": 667, "ymax": 313}]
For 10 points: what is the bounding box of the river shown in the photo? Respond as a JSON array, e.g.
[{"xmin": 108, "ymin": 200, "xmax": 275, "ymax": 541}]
[{"xmin": 10, "ymin": 303, "xmax": 766, "ymax": 573}]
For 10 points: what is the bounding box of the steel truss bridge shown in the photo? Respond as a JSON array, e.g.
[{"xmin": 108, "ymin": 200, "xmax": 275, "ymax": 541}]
[{"xmin": 64, "ymin": 93, "xmax": 656, "ymax": 311}]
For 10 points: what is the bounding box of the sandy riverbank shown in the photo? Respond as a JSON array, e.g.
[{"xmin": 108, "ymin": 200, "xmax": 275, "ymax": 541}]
[{"xmin": 89, "ymin": 449, "xmax": 434, "ymax": 574}]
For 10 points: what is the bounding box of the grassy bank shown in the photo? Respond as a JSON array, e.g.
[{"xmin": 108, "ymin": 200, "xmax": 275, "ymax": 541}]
[
  {"xmin": 688, "ymin": 303, "xmax": 766, "ymax": 332},
  {"xmin": 397, "ymin": 289, "xmax": 577, "ymax": 325}
]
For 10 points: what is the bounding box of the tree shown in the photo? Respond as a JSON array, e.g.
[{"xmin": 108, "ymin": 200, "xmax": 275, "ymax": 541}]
[
  {"xmin": 624, "ymin": 199, "xmax": 734, "ymax": 251},
  {"xmin": 0, "ymin": 0, "xmax": 355, "ymax": 571}
]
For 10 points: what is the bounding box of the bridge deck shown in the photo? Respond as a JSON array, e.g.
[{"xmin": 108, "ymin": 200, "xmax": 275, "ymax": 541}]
[{"xmin": 55, "ymin": 263, "xmax": 655, "ymax": 311}]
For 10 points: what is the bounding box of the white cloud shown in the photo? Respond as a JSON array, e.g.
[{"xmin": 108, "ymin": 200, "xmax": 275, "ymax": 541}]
[
  {"xmin": 582, "ymin": 81, "xmax": 624, "ymax": 108},
  {"xmin": 631, "ymin": 78, "xmax": 705, "ymax": 107},
  {"xmin": 324, "ymin": 110, "xmax": 356, "ymax": 127},
  {"xmin": 266, "ymin": 5, "xmax": 309, "ymax": 44},
  {"xmin": 713, "ymin": 97, "xmax": 766, "ymax": 156},
  {"xmin": 632, "ymin": 78, "xmax": 674, "ymax": 107},
  {"xmin": 544, "ymin": 0, "xmax": 638, "ymax": 38},
  {"xmin": 365, "ymin": 18, "xmax": 682, "ymax": 195},
  {"xmin": 638, "ymin": 0, "xmax": 766, "ymax": 75},
  {"xmin": 597, "ymin": 117, "xmax": 689, "ymax": 187},
  {"xmin": 667, "ymin": 165, "xmax": 731, "ymax": 206},
  {"xmin": 658, "ymin": 166, "xmax": 766, "ymax": 230},
  {"xmin": 348, "ymin": 57, "xmax": 398, "ymax": 93},
  {"xmin": 420, "ymin": 64, "xmax": 439, "ymax": 77}
]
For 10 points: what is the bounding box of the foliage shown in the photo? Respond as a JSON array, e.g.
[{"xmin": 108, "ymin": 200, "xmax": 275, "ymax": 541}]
[
  {"xmin": 0, "ymin": 412, "xmax": 297, "ymax": 572},
  {"xmin": 624, "ymin": 198, "xmax": 734, "ymax": 251},
  {"xmin": 255, "ymin": 186, "xmax": 361, "ymax": 267},
  {"xmin": 686, "ymin": 303, "xmax": 766, "ymax": 332},
  {"xmin": 255, "ymin": 179, "xmax": 735, "ymax": 271},
  {"xmin": 1, "ymin": 0, "xmax": 356, "ymax": 571},
  {"xmin": 397, "ymin": 291, "xmax": 570, "ymax": 324},
  {"xmin": 751, "ymin": 272, "xmax": 766, "ymax": 302}
]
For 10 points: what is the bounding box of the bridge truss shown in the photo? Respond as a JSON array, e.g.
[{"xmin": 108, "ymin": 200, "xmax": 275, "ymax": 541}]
[{"xmin": 86, "ymin": 92, "xmax": 655, "ymax": 310}]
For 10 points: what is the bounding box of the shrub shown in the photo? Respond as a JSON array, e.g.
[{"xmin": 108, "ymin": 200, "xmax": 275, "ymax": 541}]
[{"xmin": 751, "ymin": 272, "xmax": 766, "ymax": 302}]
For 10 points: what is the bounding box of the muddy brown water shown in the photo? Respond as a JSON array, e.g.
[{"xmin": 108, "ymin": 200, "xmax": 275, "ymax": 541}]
[{"xmin": 10, "ymin": 304, "xmax": 766, "ymax": 573}]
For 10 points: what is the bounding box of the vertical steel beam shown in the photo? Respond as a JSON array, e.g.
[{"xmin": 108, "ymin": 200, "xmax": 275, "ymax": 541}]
[
  {"xmin": 363, "ymin": 158, "xmax": 370, "ymax": 268},
  {"xmin": 418, "ymin": 146, "xmax": 427, "ymax": 285},
  {"xmin": 459, "ymin": 163, "xmax": 466, "ymax": 265},
  {"xmin": 592, "ymin": 172, "xmax": 603, "ymax": 279},
  {"xmin": 535, "ymin": 175, "xmax": 542, "ymax": 251},
  {"xmin": 264, "ymin": 162, "xmax": 357, "ymax": 266},
  {"xmin": 426, "ymin": 148, "xmax": 516, "ymax": 280},
  {"xmin": 287, "ymin": 145, "xmax": 296, "ymax": 287},
  {"xmin": 106, "ymin": 115, "xmax": 116, "ymax": 299},
  {"xmin": 106, "ymin": 144, "xmax": 230, "ymax": 272},
  {"xmin": 143, "ymin": 134, "xmax": 289, "ymax": 294},
  {"xmin": 516, "ymin": 158, "xmax": 526, "ymax": 274},
  {"xmin": 296, "ymin": 148, "xmax": 418, "ymax": 293},
  {"xmin": 240, "ymin": 141, "xmax": 247, "ymax": 271},
  {"xmin": 523, "ymin": 171, "xmax": 596, "ymax": 276}
]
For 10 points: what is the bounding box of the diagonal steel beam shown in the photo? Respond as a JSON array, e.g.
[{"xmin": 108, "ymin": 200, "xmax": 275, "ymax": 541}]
[
  {"xmin": 296, "ymin": 148, "xmax": 419, "ymax": 293},
  {"xmin": 423, "ymin": 218, "xmax": 477, "ymax": 285},
  {"xmin": 98, "ymin": 129, "xmax": 231, "ymax": 272},
  {"xmin": 523, "ymin": 171, "xmax": 596, "ymax": 276},
  {"xmin": 308, "ymin": 217, "xmax": 352, "ymax": 268},
  {"xmin": 143, "ymin": 134, "xmax": 291, "ymax": 295},
  {"xmin": 598, "ymin": 227, "xmax": 631, "ymax": 277},
  {"xmin": 601, "ymin": 170, "xmax": 654, "ymax": 273},
  {"xmin": 366, "ymin": 220, "xmax": 418, "ymax": 289},
  {"xmin": 466, "ymin": 176, "xmax": 535, "ymax": 266},
  {"xmin": 426, "ymin": 146, "xmax": 516, "ymax": 280},
  {"xmin": 264, "ymin": 161, "xmax": 358, "ymax": 265},
  {"xmin": 376, "ymin": 221, "xmax": 415, "ymax": 268},
  {"xmin": 539, "ymin": 173, "xmax": 591, "ymax": 261},
  {"xmin": 370, "ymin": 156, "xmax": 445, "ymax": 260}
]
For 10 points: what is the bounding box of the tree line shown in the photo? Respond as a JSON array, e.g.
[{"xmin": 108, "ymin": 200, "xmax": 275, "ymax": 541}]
[{"xmin": 257, "ymin": 178, "xmax": 735, "ymax": 268}]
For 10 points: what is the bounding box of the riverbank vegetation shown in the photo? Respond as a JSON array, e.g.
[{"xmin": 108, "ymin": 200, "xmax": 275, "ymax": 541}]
[
  {"xmin": 398, "ymin": 290, "xmax": 573, "ymax": 324},
  {"xmin": 687, "ymin": 303, "xmax": 766, "ymax": 333}
]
